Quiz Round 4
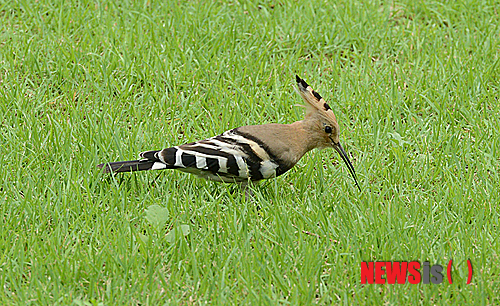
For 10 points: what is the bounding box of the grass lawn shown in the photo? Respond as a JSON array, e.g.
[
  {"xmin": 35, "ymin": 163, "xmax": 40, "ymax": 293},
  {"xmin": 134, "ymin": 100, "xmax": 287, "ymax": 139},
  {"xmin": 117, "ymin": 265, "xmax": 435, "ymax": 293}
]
[{"xmin": 1, "ymin": 0, "xmax": 499, "ymax": 304}]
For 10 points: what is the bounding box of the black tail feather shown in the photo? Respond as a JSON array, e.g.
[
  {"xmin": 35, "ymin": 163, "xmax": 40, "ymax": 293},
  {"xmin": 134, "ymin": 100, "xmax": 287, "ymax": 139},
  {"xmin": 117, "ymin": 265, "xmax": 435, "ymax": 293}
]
[
  {"xmin": 139, "ymin": 150, "xmax": 161, "ymax": 160},
  {"xmin": 97, "ymin": 160, "xmax": 156, "ymax": 173}
]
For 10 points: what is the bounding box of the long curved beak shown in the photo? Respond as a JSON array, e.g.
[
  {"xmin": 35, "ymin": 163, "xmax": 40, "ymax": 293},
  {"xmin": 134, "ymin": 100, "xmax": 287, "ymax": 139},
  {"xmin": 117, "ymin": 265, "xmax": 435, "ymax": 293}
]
[{"xmin": 332, "ymin": 141, "xmax": 361, "ymax": 191}]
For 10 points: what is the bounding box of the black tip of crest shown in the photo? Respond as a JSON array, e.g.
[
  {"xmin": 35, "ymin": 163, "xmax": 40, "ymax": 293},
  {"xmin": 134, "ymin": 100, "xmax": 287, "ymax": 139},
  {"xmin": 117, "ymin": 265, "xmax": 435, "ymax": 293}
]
[{"xmin": 296, "ymin": 75, "xmax": 309, "ymax": 89}]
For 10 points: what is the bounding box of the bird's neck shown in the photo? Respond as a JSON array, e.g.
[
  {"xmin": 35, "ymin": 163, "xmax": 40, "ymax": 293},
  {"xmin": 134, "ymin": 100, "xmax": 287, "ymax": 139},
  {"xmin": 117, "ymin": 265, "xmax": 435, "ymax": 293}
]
[{"xmin": 291, "ymin": 119, "xmax": 324, "ymax": 153}]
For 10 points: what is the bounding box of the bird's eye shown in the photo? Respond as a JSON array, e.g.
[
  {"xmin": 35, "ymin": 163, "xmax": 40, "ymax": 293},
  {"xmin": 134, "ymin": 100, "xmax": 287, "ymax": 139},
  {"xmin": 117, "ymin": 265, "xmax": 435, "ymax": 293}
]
[{"xmin": 325, "ymin": 126, "xmax": 332, "ymax": 134}]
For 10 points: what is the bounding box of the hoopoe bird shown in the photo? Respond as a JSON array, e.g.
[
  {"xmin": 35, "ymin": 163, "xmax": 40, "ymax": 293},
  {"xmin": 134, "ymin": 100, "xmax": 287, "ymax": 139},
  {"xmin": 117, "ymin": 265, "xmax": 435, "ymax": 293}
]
[{"xmin": 98, "ymin": 76, "xmax": 360, "ymax": 191}]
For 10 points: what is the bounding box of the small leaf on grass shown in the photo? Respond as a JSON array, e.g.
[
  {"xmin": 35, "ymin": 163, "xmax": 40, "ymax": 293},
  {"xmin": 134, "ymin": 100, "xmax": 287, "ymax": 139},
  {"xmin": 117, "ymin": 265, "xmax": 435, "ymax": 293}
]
[
  {"xmin": 145, "ymin": 204, "xmax": 169, "ymax": 229},
  {"xmin": 166, "ymin": 224, "xmax": 191, "ymax": 243},
  {"xmin": 388, "ymin": 132, "xmax": 411, "ymax": 147},
  {"xmin": 137, "ymin": 232, "xmax": 149, "ymax": 244}
]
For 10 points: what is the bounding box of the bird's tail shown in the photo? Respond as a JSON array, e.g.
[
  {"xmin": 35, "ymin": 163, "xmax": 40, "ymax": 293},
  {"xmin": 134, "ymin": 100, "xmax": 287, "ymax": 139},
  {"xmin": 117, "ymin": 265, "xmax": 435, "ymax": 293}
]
[
  {"xmin": 98, "ymin": 150, "xmax": 164, "ymax": 173},
  {"xmin": 97, "ymin": 159, "xmax": 157, "ymax": 173}
]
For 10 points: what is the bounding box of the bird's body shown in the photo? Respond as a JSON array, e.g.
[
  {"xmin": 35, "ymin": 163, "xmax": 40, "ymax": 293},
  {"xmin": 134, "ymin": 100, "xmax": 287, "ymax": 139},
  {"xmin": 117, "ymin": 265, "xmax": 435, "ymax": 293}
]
[
  {"xmin": 98, "ymin": 76, "xmax": 360, "ymax": 190},
  {"xmin": 103, "ymin": 126, "xmax": 297, "ymax": 182}
]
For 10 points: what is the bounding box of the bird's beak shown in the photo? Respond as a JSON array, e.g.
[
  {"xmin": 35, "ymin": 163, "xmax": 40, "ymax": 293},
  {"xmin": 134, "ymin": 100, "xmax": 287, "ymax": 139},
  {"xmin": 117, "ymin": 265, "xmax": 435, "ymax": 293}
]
[{"xmin": 331, "ymin": 141, "xmax": 361, "ymax": 191}]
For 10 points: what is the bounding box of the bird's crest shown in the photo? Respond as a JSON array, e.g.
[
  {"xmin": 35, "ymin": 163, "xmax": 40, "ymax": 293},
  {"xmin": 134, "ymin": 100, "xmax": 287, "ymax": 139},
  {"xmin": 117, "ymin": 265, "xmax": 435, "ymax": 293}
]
[{"xmin": 295, "ymin": 75, "xmax": 338, "ymax": 123}]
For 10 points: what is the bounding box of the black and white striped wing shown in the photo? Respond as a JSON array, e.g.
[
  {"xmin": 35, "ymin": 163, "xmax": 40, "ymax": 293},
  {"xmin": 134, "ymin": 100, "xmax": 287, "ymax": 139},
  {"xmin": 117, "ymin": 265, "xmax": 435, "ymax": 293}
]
[{"xmin": 140, "ymin": 129, "xmax": 283, "ymax": 182}]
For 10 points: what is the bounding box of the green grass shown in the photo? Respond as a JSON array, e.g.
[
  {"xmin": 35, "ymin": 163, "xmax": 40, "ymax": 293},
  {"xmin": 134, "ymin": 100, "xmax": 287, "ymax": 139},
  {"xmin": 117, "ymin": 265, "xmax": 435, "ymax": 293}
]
[{"xmin": 1, "ymin": 0, "xmax": 499, "ymax": 304}]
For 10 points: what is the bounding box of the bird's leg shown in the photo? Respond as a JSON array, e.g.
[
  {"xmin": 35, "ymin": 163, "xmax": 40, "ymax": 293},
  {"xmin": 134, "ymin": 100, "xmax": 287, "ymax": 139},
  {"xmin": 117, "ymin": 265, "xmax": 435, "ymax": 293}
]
[
  {"xmin": 240, "ymin": 181, "xmax": 263, "ymax": 211},
  {"xmin": 239, "ymin": 181, "xmax": 252, "ymax": 200}
]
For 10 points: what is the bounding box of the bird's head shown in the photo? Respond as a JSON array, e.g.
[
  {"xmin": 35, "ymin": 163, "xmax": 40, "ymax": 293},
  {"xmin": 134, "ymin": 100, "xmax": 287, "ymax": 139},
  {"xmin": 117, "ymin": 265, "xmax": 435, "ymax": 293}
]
[{"xmin": 295, "ymin": 75, "xmax": 361, "ymax": 191}]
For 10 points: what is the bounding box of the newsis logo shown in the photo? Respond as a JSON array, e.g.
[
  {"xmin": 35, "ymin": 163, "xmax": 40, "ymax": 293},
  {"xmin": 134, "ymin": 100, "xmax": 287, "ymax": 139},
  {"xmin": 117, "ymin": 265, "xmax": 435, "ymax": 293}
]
[{"xmin": 361, "ymin": 260, "xmax": 473, "ymax": 285}]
